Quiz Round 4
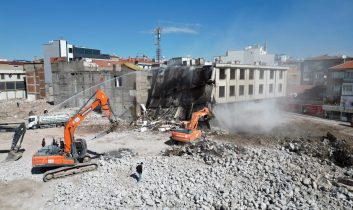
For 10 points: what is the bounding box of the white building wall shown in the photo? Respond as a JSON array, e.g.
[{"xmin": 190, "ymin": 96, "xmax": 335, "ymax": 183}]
[
  {"xmin": 213, "ymin": 64, "xmax": 287, "ymax": 104},
  {"xmin": 43, "ymin": 40, "xmax": 70, "ymax": 83},
  {"xmin": 218, "ymin": 47, "xmax": 275, "ymax": 66},
  {"xmin": 0, "ymin": 66, "xmax": 26, "ymax": 101}
]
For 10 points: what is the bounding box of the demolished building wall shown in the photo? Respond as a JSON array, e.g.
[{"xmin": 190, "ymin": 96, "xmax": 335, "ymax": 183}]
[
  {"xmin": 51, "ymin": 60, "xmax": 150, "ymax": 120},
  {"xmin": 146, "ymin": 65, "xmax": 214, "ymax": 120}
]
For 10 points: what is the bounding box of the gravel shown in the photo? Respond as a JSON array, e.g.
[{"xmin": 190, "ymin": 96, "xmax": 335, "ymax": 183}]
[{"xmin": 45, "ymin": 139, "xmax": 353, "ymax": 209}]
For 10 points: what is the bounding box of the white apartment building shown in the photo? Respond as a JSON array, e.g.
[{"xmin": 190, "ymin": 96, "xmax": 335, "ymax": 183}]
[
  {"xmin": 212, "ymin": 64, "xmax": 287, "ymax": 103},
  {"xmin": 43, "ymin": 40, "xmax": 73, "ymax": 84},
  {"xmin": 214, "ymin": 45, "xmax": 275, "ymax": 66},
  {"xmin": 0, "ymin": 61, "xmax": 27, "ymax": 101},
  {"xmin": 167, "ymin": 57, "xmax": 205, "ymax": 66}
]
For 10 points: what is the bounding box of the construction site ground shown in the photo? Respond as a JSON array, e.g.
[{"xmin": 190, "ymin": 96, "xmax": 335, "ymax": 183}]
[{"xmin": 1, "ymin": 100, "xmax": 353, "ymax": 209}]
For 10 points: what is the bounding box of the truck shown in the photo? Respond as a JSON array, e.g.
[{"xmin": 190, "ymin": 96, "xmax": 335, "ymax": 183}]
[{"xmin": 28, "ymin": 114, "xmax": 70, "ymax": 129}]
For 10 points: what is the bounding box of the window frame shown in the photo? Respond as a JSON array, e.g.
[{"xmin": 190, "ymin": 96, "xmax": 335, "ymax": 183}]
[
  {"xmin": 219, "ymin": 69, "xmax": 226, "ymax": 80},
  {"xmin": 229, "ymin": 85, "xmax": 235, "ymax": 96},
  {"xmin": 219, "ymin": 86, "xmax": 225, "ymax": 98},
  {"xmin": 239, "ymin": 85, "xmax": 245, "ymax": 96},
  {"xmin": 259, "ymin": 84, "xmax": 264, "ymax": 94},
  {"xmin": 248, "ymin": 84, "xmax": 253, "ymax": 95},
  {"xmin": 239, "ymin": 69, "xmax": 245, "ymax": 80}
]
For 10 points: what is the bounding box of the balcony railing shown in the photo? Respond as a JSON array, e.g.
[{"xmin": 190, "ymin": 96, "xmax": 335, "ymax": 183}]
[{"xmin": 323, "ymin": 105, "xmax": 353, "ymax": 113}]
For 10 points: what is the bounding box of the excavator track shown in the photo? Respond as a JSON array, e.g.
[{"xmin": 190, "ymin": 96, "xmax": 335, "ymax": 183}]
[{"xmin": 43, "ymin": 162, "xmax": 98, "ymax": 182}]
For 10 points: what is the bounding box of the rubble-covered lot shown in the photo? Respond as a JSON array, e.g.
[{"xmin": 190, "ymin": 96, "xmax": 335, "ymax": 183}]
[
  {"xmin": 1, "ymin": 111, "xmax": 353, "ymax": 209},
  {"xmin": 45, "ymin": 139, "xmax": 353, "ymax": 210}
]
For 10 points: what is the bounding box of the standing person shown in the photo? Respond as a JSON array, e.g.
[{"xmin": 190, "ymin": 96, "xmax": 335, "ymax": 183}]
[
  {"xmin": 42, "ymin": 138, "xmax": 46, "ymax": 147},
  {"xmin": 52, "ymin": 138, "xmax": 58, "ymax": 146},
  {"xmin": 136, "ymin": 162, "xmax": 143, "ymax": 182},
  {"xmin": 16, "ymin": 102, "xmax": 19, "ymax": 108}
]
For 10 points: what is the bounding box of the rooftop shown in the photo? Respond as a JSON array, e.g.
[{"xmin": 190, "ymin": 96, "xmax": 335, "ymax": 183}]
[
  {"xmin": 329, "ymin": 60, "xmax": 353, "ymax": 70},
  {"xmin": 305, "ymin": 54, "xmax": 346, "ymax": 61}
]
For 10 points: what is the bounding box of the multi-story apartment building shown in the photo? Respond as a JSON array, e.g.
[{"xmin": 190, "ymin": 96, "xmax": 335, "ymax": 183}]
[
  {"xmin": 0, "ymin": 61, "xmax": 27, "ymax": 101},
  {"xmin": 301, "ymin": 55, "xmax": 352, "ymax": 86},
  {"xmin": 323, "ymin": 61, "xmax": 353, "ymax": 121},
  {"xmin": 212, "ymin": 64, "xmax": 287, "ymax": 103}
]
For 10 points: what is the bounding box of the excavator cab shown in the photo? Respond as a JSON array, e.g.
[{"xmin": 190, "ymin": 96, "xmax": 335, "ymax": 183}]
[{"xmin": 170, "ymin": 107, "xmax": 211, "ymax": 143}]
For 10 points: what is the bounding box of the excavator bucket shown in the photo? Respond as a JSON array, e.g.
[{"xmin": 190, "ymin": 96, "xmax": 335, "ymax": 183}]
[{"xmin": 5, "ymin": 150, "xmax": 24, "ymax": 161}]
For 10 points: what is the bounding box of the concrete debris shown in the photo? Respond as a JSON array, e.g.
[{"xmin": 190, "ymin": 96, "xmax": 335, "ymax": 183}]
[
  {"xmin": 283, "ymin": 132, "xmax": 353, "ymax": 167},
  {"xmin": 134, "ymin": 107, "xmax": 182, "ymax": 132},
  {"xmin": 43, "ymin": 138, "xmax": 353, "ymax": 209}
]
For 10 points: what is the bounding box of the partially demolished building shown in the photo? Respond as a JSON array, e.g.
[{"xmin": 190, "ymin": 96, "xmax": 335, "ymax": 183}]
[
  {"xmin": 51, "ymin": 59, "xmax": 150, "ymax": 119},
  {"xmin": 146, "ymin": 65, "xmax": 214, "ymax": 120}
]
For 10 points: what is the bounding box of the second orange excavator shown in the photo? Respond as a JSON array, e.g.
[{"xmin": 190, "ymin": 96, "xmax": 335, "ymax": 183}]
[
  {"xmin": 32, "ymin": 89, "xmax": 118, "ymax": 181},
  {"xmin": 170, "ymin": 107, "xmax": 212, "ymax": 143}
]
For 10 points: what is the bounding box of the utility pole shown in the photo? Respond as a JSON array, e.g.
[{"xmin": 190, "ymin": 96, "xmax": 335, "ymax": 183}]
[{"xmin": 155, "ymin": 27, "xmax": 161, "ymax": 63}]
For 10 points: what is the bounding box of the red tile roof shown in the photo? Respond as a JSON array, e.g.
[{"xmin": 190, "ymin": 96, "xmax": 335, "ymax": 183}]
[
  {"xmin": 329, "ymin": 60, "xmax": 353, "ymax": 70},
  {"xmin": 0, "ymin": 61, "xmax": 28, "ymax": 65},
  {"xmin": 92, "ymin": 59, "xmax": 122, "ymax": 68},
  {"xmin": 120, "ymin": 58, "xmax": 154, "ymax": 64},
  {"xmin": 50, "ymin": 57, "xmax": 67, "ymax": 63}
]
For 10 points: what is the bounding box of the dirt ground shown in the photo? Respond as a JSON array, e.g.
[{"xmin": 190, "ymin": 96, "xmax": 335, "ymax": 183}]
[{"xmin": 1, "ymin": 99, "xmax": 353, "ymax": 209}]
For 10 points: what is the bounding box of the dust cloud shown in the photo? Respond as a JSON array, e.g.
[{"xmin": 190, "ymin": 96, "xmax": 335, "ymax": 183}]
[{"xmin": 213, "ymin": 100, "xmax": 287, "ymax": 133}]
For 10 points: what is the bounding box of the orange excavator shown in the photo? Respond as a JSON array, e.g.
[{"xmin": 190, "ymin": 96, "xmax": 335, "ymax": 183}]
[
  {"xmin": 170, "ymin": 107, "xmax": 212, "ymax": 143},
  {"xmin": 32, "ymin": 89, "xmax": 118, "ymax": 181}
]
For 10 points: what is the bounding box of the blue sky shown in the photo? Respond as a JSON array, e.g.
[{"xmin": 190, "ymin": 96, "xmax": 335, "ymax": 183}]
[{"xmin": 0, "ymin": 0, "xmax": 352, "ymax": 60}]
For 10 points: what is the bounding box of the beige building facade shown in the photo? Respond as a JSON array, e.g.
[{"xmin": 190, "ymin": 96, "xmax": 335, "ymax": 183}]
[{"xmin": 212, "ymin": 64, "xmax": 288, "ymax": 103}]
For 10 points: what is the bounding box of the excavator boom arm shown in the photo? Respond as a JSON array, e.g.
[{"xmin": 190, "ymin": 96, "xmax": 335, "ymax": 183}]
[
  {"xmin": 187, "ymin": 107, "xmax": 210, "ymax": 130},
  {"xmin": 63, "ymin": 90, "xmax": 116, "ymax": 154}
]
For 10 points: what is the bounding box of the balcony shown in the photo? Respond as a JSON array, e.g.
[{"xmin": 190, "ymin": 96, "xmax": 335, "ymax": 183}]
[{"xmin": 323, "ymin": 105, "xmax": 353, "ymax": 113}]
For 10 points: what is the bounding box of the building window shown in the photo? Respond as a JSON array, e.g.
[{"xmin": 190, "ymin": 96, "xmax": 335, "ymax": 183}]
[
  {"xmin": 219, "ymin": 86, "xmax": 225, "ymax": 98},
  {"xmin": 0, "ymin": 82, "xmax": 5, "ymax": 90},
  {"xmin": 219, "ymin": 69, "xmax": 226, "ymax": 80},
  {"xmin": 333, "ymin": 84, "xmax": 341, "ymax": 92},
  {"xmin": 6, "ymin": 81, "xmax": 15, "ymax": 90},
  {"xmin": 249, "ymin": 70, "xmax": 254, "ymax": 80},
  {"xmin": 240, "ymin": 69, "xmax": 245, "ymax": 80},
  {"xmin": 0, "ymin": 74, "xmax": 4, "ymax": 80},
  {"xmin": 278, "ymin": 83, "xmax": 282, "ymax": 92},
  {"xmin": 249, "ymin": 85, "xmax": 253, "ymax": 95},
  {"xmin": 69, "ymin": 48, "xmax": 73, "ymax": 53},
  {"xmin": 17, "ymin": 74, "xmax": 20, "ymax": 79},
  {"xmin": 239, "ymin": 85, "xmax": 244, "ymax": 96},
  {"xmin": 344, "ymin": 72, "xmax": 353, "ymax": 78},
  {"xmin": 230, "ymin": 69, "xmax": 235, "ymax": 80},
  {"xmin": 259, "ymin": 70, "xmax": 264, "ymax": 79},
  {"xmin": 270, "ymin": 71, "xmax": 274, "ymax": 79},
  {"xmin": 229, "ymin": 85, "xmax": 235, "ymax": 96},
  {"xmin": 269, "ymin": 84, "xmax": 273, "ymax": 93},
  {"xmin": 343, "ymin": 84, "xmax": 353, "ymax": 92},
  {"xmin": 279, "ymin": 71, "xmax": 283, "ymax": 79},
  {"xmin": 15, "ymin": 81, "xmax": 25, "ymax": 90},
  {"xmin": 9, "ymin": 74, "xmax": 12, "ymax": 78},
  {"xmin": 259, "ymin": 84, "xmax": 264, "ymax": 94}
]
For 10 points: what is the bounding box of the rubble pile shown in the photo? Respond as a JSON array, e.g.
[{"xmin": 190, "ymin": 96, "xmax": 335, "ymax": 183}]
[
  {"xmin": 47, "ymin": 139, "xmax": 353, "ymax": 209},
  {"xmin": 0, "ymin": 99, "xmax": 52, "ymax": 120},
  {"xmin": 134, "ymin": 107, "xmax": 181, "ymax": 132},
  {"xmin": 284, "ymin": 132, "xmax": 353, "ymax": 167},
  {"xmin": 163, "ymin": 139, "xmax": 246, "ymax": 165}
]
